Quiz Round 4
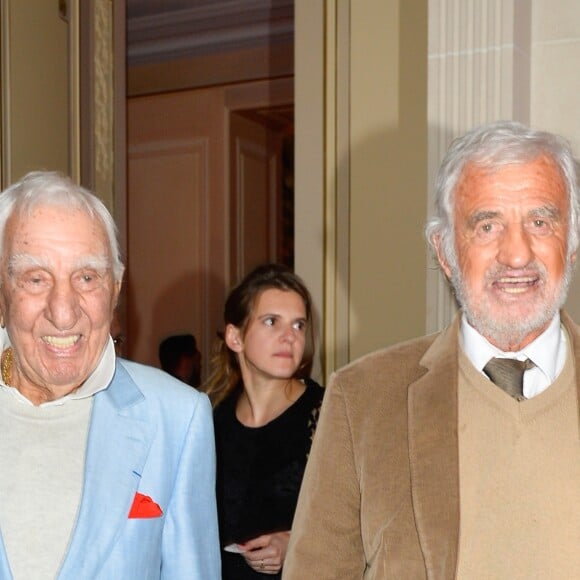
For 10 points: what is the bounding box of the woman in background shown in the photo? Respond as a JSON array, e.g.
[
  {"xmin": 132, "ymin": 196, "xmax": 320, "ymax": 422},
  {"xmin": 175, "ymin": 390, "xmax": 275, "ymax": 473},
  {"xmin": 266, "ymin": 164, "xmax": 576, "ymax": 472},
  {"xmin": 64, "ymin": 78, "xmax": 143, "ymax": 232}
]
[{"xmin": 205, "ymin": 263, "xmax": 324, "ymax": 579}]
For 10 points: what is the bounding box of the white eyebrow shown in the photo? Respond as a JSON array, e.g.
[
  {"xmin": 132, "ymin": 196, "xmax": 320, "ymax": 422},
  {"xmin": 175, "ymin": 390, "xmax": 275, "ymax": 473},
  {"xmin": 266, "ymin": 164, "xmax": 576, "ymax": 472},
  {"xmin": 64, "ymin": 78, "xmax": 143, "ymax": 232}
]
[
  {"xmin": 7, "ymin": 254, "xmax": 47, "ymax": 277},
  {"xmin": 7, "ymin": 253, "xmax": 111, "ymax": 277},
  {"xmin": 467, "ymin": 210, "xmax": 501, "ymax": 229},
  {"xmin": 528, "ymin": 205, "xmax": 561, "ymax": 221}
]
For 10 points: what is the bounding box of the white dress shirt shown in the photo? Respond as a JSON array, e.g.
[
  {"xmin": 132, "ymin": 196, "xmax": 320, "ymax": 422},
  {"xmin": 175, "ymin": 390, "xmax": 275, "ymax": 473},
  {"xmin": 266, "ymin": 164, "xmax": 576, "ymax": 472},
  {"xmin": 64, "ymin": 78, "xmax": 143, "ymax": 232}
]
[{"xmin": 460, "ymin": 312, "xmax": 566, "ymax": 398}]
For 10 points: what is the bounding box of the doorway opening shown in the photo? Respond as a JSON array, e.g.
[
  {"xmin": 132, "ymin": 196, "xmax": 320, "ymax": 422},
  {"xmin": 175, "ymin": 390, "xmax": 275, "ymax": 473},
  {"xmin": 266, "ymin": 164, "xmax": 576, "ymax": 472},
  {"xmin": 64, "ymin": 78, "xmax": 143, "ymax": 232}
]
[{"xmin": 229, "ymin": 105, "xmax": 294, "ymax": 283}]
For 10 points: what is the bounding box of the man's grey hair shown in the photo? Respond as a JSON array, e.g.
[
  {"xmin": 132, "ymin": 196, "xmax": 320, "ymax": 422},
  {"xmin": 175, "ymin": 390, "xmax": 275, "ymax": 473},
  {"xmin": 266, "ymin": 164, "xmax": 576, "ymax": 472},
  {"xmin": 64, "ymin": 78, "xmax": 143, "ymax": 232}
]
[
  {"xmin": 0, "ymin": 171, "xmax": 124, "ymax": 282},
  {"xmin": 425, "ymin": 120, "xmax": 580, "ymax": 273}
]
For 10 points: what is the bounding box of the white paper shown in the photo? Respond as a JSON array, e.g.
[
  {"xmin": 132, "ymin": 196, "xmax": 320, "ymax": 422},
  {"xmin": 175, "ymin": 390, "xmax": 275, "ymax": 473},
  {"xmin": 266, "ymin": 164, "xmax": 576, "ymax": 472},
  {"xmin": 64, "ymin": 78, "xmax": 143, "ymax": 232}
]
[{"xmin": 224, "ymin": 543, "xmax": 246, "ymax": 554}]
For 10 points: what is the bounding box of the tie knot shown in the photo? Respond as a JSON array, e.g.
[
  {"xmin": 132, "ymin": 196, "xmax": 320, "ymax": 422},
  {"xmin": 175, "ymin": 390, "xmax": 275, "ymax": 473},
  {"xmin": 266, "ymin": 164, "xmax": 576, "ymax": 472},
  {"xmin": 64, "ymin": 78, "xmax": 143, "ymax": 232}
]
[{"xmin": 483, "ymin": 357, "xmax": 535, "ymax": 400}]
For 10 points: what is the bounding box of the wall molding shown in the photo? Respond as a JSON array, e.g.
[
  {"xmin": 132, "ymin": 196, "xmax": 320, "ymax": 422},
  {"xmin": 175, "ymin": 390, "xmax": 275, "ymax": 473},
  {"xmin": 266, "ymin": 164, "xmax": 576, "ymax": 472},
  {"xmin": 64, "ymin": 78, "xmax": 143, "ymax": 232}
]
[
  {"xmin": 128, "ymin": 136, "xmax": 210, "ymax": 363},
  {"xmin": 127, "ymin": 0, "xmax": 294, "ymax": 66}
]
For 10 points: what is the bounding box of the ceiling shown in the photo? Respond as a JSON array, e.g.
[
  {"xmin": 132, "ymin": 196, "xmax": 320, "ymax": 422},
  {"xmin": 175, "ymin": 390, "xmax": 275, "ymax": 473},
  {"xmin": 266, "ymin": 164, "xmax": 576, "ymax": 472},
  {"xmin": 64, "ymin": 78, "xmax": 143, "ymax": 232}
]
[{"xmin": 126, "ymin": 0, "xmax": 294, "ymax": 67}]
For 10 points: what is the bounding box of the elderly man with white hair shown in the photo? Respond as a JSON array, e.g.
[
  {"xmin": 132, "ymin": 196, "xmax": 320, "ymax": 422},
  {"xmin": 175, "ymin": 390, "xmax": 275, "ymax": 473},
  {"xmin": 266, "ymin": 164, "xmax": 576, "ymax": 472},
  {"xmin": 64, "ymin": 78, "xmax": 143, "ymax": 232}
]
[
  {"xmin": 0, "ymin": 171, "xmax": 220, "ymax": 579},
  {"xmin": 283, "ymin": 121, "xmax": 580, "ymax": 579}
]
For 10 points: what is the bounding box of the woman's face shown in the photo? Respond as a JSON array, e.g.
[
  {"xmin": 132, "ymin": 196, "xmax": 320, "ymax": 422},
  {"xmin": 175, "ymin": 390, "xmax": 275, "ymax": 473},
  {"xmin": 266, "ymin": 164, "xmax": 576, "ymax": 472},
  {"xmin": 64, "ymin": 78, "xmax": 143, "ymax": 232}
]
[{"xmin": 226, "ymin": 288, "xmax": 308, "ymax": 384}]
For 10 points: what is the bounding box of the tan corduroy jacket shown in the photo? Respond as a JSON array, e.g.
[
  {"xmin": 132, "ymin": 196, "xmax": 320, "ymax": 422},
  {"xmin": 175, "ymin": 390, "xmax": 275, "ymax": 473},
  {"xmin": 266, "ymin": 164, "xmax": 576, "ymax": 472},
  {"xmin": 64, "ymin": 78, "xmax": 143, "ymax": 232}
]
[{"xmin": 283, "ymin": 311, "xmax": 580, "ymax": 579}]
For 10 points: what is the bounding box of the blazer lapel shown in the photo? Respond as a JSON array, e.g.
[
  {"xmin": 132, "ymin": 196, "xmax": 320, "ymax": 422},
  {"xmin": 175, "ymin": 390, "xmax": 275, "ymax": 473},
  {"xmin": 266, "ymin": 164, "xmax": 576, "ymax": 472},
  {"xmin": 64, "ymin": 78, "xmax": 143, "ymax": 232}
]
[
  {"xmin": 408, "ymin": 316, "xmax": 460, "ymax": 580},
  {"xmin": 58, "ymin": 363, "xmax": 154, "ymax": 579},
  {"xmin": 560, "ymin": 311, "xmax": 580, "ymax": 432},
  {"xmin": 0, "ymin": 535, "xmax": 13, "ymax": 579}
]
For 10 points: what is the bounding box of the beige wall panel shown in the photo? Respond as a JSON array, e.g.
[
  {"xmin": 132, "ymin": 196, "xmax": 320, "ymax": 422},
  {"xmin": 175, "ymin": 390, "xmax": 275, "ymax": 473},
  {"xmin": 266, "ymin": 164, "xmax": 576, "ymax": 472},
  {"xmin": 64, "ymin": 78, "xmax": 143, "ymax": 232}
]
[
  {"xmin": 295, "ymin": 0, "xmax": 427, "ymax": 377},
  {"xmin": 294, "ymin": 2, "xmax": 325, "ymax": 377},
  {"xmin": 348, "ymin": 0, "xmax": 427, "ymax": 360},
  {"xmin": 531, "ymin": 42, "xmax": 580, "ymax": 150},
  {"xmin": 8, "ymin": 0, "xmax": 69, "ymax": 180},
  {"xmin": 128, "ymin": 89, "xmax": 227, "ymax": 371},
  {"xmin": 532, "ymin": 0, "xmax": 580, "ymax": 40},
  {"xmin": 128, "ymin": 142, "xmax": 206, "ymax": 365}
]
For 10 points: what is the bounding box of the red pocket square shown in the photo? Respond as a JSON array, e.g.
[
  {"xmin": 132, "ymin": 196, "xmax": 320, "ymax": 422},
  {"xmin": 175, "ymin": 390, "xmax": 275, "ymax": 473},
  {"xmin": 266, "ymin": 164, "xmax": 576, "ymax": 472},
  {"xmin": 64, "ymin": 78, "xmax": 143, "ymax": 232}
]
[{"xmin": 128, "ymin": 492, "xmax": 163, "ymax": 518}]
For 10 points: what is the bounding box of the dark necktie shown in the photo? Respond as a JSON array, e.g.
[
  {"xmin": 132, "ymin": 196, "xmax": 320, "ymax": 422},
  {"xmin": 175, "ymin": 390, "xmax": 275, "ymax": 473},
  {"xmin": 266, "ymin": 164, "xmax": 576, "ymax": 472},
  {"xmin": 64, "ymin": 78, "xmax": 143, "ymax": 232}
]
[{"xmin": 483, "ymin": 357, "xmax": 535, "ymax": 400}]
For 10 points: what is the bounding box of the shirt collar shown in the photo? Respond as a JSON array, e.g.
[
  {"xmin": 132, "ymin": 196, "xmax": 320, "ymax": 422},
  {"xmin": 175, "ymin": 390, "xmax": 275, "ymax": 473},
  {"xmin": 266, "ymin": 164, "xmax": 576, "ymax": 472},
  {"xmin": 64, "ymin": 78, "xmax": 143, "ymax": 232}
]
[
  {"xmin": 460, "ymin": 311, "xmax": 563, "ymax": 382},
  {"xmin": 0, "ymin": 329, "xmax": 116, "ymax": 407}
]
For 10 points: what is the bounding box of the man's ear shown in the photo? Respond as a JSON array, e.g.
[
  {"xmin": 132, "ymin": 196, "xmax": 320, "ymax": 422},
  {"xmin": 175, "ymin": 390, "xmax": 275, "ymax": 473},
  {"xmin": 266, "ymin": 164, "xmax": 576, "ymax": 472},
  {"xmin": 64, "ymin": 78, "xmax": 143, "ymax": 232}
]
[
  {"xmin": 433, "ymin": 233, "xmax": 453, "ymax": 279},
  {"xmin": 225, "ymin": 324, "xmax": 243, "ymax": 353},
  {"xmin": 112, "ymin": 280, "xmax": 122, "ymax": 310},
  {"xmin": 111, "ymin": 266, "xmax": 124, "ymax": 310},
  {"xmin": 0, "ymin": 279, "xmax": 8, "ymax": 328}
]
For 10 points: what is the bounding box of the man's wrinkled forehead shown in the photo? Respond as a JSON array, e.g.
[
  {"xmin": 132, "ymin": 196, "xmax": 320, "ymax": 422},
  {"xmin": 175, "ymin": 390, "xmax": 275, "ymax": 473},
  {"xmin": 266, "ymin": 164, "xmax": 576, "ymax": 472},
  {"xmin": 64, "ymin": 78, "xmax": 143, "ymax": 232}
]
[
  {"xmin": 455, "ymin": 155, "xmax": 569, "ymax": 202},
  {"xmin": 460, "ymin": 152, "xmax": 563, "ymax": 181},
  {"xmin": 5, "ymin": 202, "xmax": 104, "ymax": 237},
  {"xmin": 1, "ymin": 204, "xmax": 112, "ymax": 265}
]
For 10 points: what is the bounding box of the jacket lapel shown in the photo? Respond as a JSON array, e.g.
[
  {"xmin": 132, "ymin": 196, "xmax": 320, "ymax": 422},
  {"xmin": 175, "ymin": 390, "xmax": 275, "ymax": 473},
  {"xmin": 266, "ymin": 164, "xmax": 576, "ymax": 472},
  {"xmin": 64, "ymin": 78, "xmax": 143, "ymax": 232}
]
[
  {"xmin": 560, "ymin": 311, "xmax": 580, "ymax": 433},
  {"xmin": 58, "ymin": 363, "xmax": 154, "ymax": 579},
  {"xmin": 0, "ymin": 535, "xmax": 13, "ymax": 579},
  {"xmin": 407, "ymin": 316, "xmax": 460, "ymax": 579}
]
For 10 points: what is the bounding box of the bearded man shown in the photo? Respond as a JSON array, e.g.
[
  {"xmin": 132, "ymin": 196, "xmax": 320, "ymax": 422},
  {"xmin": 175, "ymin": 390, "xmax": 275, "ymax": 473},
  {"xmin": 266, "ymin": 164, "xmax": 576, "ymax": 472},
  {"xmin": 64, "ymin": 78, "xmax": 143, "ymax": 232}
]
[{"xmin": 283, "ymin": 121, "xmax": 580, "ymax": 579}]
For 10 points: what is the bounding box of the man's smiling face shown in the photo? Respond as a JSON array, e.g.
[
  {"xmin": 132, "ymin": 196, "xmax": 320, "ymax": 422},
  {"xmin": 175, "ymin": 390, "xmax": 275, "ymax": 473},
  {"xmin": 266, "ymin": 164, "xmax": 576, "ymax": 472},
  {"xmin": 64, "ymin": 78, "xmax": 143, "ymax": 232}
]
[
  {"xmin": 438, "ymin": 156, "xmax": 574, "ymax": 351},
  {"xmin": 0, "ymin": 204, "xmax": 120, "ymax": 403}
]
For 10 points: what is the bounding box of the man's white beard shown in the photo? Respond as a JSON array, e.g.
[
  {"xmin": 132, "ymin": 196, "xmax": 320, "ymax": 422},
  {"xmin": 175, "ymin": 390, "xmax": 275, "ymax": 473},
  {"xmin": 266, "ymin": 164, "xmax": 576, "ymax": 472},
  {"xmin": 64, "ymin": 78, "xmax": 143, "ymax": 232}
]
[{"xmin": 451, "ymin": 259, "xmax": 573, "ymax": 350}]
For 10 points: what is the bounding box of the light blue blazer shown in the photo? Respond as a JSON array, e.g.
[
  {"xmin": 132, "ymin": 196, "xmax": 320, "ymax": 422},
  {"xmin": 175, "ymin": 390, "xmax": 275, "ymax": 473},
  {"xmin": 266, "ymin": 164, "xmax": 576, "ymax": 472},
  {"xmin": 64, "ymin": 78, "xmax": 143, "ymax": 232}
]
[{"xmin": 0, "ymin": 359, "xmax": 221, "ymax": 579}]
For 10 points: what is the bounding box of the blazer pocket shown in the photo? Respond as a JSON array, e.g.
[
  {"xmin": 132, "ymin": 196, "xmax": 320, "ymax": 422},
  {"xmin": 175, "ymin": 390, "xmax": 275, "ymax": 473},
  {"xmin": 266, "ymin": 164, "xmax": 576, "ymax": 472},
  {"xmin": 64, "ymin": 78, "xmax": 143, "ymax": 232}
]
[{"xmin": 128, "ymin": 492, "xmax": 164, "ymax": 518}]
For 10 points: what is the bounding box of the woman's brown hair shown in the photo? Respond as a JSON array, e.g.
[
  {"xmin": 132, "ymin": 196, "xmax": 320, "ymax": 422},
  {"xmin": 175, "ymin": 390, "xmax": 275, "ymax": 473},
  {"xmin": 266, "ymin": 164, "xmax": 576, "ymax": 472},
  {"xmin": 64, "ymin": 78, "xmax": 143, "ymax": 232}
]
[{"xmin": 203, "ymin": 263, "xmax": 314, "ymax": 407}]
